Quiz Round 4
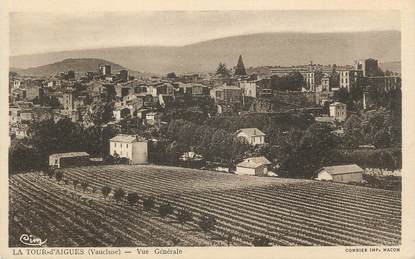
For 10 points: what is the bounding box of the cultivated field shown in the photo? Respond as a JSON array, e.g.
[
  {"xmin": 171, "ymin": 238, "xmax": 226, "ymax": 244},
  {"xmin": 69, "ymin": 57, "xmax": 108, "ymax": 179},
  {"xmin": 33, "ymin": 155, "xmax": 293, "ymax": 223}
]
[{"xmin": 9, "ymin": 165, "xmax": 401, "ymax": 247}]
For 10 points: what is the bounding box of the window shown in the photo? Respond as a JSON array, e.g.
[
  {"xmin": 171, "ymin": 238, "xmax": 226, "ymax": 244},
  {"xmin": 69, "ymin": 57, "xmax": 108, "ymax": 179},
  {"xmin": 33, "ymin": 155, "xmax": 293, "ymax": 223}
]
[
  {"xmin": 121, "ymin": 143, "xmax": 123, "ymax": 148},
  {"xmin": 115, "ymin": 143, "xmax": 117, "ymax": 147},
  {"xmin": 126, "ymin": 144, "xmax": 129, "ymax": 148}
]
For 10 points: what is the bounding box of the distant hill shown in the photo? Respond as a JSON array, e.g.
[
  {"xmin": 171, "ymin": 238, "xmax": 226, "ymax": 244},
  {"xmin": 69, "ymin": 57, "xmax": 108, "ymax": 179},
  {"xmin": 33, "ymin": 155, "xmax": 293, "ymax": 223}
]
[
  {"xmin": 10, "ymin": 31, "xmax": 400, "ymax": 74},
  {"xmin": 10, "ymin": 58, "xmax": 132, "ymax": 77},
  {"xmin": 379, "ymin": 61, "xmax": 401, "ymax": 74}
]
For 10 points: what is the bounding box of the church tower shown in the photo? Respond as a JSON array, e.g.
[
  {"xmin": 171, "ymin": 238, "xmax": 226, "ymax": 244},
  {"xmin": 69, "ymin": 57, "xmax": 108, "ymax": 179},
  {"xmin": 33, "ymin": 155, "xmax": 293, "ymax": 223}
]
[{"xmin": 234, "ymin": 55, "xmax": 247, "ymax": 76}]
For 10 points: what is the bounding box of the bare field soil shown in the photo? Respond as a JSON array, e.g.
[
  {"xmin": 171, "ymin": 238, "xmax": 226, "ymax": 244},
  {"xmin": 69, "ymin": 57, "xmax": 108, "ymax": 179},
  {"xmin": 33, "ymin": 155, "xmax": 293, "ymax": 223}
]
[{"xmin": 9, "ymin": 165, "xmax": 401, "ymax": 247}]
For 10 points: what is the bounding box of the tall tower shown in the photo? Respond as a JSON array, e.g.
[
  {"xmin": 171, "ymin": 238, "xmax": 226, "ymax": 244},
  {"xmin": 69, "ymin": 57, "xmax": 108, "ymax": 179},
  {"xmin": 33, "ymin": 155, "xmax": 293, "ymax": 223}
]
[{"xmin": 234, "ymin": 55, "xmax": 247, "ymax": 76}]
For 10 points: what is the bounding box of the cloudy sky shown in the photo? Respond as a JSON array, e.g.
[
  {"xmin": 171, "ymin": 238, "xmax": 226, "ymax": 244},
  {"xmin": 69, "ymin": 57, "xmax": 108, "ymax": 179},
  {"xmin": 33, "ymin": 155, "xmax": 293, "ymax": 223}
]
[{"xmin": 10, "ymin": 10, "xmax": 400, "ymax": 56}]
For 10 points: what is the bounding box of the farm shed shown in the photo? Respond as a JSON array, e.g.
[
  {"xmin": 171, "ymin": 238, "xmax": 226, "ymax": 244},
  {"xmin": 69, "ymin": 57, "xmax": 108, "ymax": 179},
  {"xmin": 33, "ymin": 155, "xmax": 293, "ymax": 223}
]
[
  {"xmin": 236, "ymin": 156, "xmax": 271, "ymax": 176},
  {"xmin": 315, "ymin": 164, "xmax": 364, "ymax": 183},
  {"xmin": 49, "ymin": 152, "xmax": 90, "ymax": 169}
]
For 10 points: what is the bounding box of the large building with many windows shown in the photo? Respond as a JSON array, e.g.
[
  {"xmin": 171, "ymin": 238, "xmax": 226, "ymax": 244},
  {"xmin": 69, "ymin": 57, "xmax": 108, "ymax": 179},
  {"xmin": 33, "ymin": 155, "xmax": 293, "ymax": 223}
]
[
  {"xmin": 339, "ymin": 69, "xmax": 364, "ymax": 92},
  {"xmin": 99, "ymin": 65, "xmax": 112, "ymax": 75}
]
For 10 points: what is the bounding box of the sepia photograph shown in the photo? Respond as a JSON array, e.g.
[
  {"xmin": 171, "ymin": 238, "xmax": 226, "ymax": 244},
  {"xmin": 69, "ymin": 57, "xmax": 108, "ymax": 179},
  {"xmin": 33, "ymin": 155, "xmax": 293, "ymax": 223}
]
[{"xmin": 2, "ymin": 2, "xmax": 414, "ymax": 257}]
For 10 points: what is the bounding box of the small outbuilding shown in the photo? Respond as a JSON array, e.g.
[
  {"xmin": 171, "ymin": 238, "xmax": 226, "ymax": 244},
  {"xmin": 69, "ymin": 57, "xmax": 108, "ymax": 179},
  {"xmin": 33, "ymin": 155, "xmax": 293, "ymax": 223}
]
[
  {"xmin": 236, "ymin": 156, "xmax": 271, "ymax": 176},
  {"xmin": 315, "ymin": 164, "xmax": 364, "ymax": 183},
  {"xmin": 49, "ymin": 152, "xmax": 90, "ymax": 169}
]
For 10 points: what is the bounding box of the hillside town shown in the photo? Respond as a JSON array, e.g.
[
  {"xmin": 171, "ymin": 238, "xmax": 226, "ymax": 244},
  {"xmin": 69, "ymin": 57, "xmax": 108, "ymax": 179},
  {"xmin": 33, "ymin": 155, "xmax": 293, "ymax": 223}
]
[
  {"xmin": 9, "ymin": 55, "xmax": 401, "ymax": 188},
  {"xmin": 7, "ymin": 8, "xmax": 406, "ymax": 249}
]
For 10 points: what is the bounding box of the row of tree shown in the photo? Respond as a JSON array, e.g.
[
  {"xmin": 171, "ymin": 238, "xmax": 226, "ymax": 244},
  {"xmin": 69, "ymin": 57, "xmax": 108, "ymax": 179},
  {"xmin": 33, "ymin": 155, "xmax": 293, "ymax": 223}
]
[{"xmin": 45, "ymin": 169, "xmax": 272, "ymax": 245}]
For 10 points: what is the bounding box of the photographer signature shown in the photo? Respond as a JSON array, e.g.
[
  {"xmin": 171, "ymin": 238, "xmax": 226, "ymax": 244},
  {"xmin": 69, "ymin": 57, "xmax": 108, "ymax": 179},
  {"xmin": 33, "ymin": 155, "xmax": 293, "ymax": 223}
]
[{"xmin": 19, "ymin": 234, "xmax": 47, "ymax": 246}]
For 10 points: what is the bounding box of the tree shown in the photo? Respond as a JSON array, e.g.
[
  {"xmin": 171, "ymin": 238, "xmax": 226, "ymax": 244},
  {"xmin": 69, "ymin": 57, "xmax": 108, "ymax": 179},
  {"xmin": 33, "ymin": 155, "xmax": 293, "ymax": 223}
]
[
  {"xmin": 360, "ymin": 108, "xmax": 394, "ymax": 146},
  {"xmin": 101, "ymin": 185, "xmax": 112, "ymax": 200},
  {"xmin": 80, "ymin": 181, "xmax": 89, "ymax": 192},
  {"xmin": 47, "ymin": 169, "xmax": 55, "ymax": 179},
  {"xmin": 166, "ymin": 72, "xmax": 177, "ymax": 79},
  {"xmin": 143, "ymin": 196, "xmax": 155, "ymax": 212},
  {"xmin": 170, "ymin": 237, "xmax": 181, "ymax": 246},
  {"xmin": 158, "ymin": 203, "xmax": 174, "ymax": 219},
  {"xmin": 73, "ymin": 179, "xmax": 80, "ymax": 190},
  {"xmin": 234, "ymin": 55, "xmax": 246, "ymax": 76},
  {"xmin": 377, "ymin": 150, "xmax": 395, "ymax": 173},
  {"xmin": 252, "ymin": 236, "xmax": 272, "ymax": 246},
  {"xmin": 373, "ymin": 129, "xmax": 391, "ymax": 149},
  {"xmin": 279, "ymin": 123, "xmax": 338, "ymax": 178},
  {"xmin": 166, "ymin": 141, "xmax": 185, "ymax": 164},
  {"xmin": 28, "ymin": 118, "xmax": 83, "ymax": 160},
  {"xmin": 83, "ymin": 100, "xmax": 114, "ymax": 126},
  {"xmin": 322, "ymin": 101, "xmax": 330, "ymax": 115},
  {"xmin": 55, "ymin": 171, "xmax": 64, "ymax": 183},
  {"xmin": 329, "ymin": 68, "xmax": 340, "ymax": 89},
  {"xmin": 40, "ymin": 95, "xmax": 61, "ymax": 109},
  {"xmin": 113, "ymin": 188, "xmax": 126, "ymax": 204},
  {"xmin": 287, "ymin": 72, "xmax": 304, "ymax": 91},
  {"xmin": 9, "ymin": 141, "xmax": 45, "ymax": 173},
  {"xmin": 343, "ymin": 114, "xmax": 364, "ymax": 147},
  {"xmin": 126, "ymin": 192, "xmax": 140, "ymax": 206},
  {"xmin": 215, "ymin": 62, "xmax": 230, "ymax": 78},
  {"xmin": 314, "ymin": 70, "xmax": 323, "ymax": 86},
  {"xmin": 81, "ymin": 126, "xmax": 104, "ymax": 156},
  {"xmin": 226, "ymin": 233, "xmax": 234, "ymax": 246},
  {"xmin": 177, "ymin": 209, "xmax": 193, "ymax": 228},
  {"xmin": 198, "ymin": 214, "xmax": 216, "ymax": 236},
  {"xmin": 271, "ymin": 72, "xmax": 304, "ymax": 91}
]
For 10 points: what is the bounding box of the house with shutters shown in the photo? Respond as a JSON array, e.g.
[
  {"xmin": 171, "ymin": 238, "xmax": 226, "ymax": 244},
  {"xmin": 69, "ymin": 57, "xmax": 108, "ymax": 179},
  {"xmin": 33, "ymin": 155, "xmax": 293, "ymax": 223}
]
[
  {"xmin": 109, "ymin": 134, "xmax": 148, "ymax": 164},
  {"xmin": 236, "ymin": 128, "xmax": 266, "ymax": 146}
]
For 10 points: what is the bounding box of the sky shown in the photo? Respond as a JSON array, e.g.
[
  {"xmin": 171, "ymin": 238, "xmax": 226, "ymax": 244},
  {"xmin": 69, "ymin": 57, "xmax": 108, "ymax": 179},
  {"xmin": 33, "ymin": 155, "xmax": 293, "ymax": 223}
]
[{"xmin": 10, "ymin": 10, "xmax": 400, "ymax": 56}]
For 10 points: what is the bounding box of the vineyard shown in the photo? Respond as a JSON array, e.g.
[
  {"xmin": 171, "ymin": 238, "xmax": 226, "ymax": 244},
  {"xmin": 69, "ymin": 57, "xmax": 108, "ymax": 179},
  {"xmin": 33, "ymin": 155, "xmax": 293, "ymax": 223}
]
[{"xmin": 9, "ymin": 165, "xmax": 401, "ymax": 247}]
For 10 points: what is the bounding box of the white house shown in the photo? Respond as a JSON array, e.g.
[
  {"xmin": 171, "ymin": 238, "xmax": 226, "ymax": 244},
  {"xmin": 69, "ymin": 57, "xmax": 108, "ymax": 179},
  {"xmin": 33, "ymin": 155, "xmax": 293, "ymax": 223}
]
[
  {"xmin": 15, "ymin": 124, "xmax": 30, "ymax": 139},
  {"xmin": 147, "ymin": 85, "xmax": 158, "ymax": 97},
  {"xmin": 305, "ymin": 72, "xmax": 315, "ymax": 91},
  {"xmin": 236, "ymin": 128, "xmax": 266, "ymax": 146},
  {"xmin": 146, "ymin": 112, "xmax": 162, "ymax": 127},
  {"xmin": 329, "ymin": 102, "xmax": 347, "ymax": 122},
  {"xmin": 236, "ymin": 156, "xmax": 271, "ymax": 176},
  {"xmin": 239, "ymin": 81, "xmax": 257, "ymax": 98},
  {"xmin": 315, "ymin": 164, "xmax": 364, "ymax": 183},
  {"xmin": 113, "ymin": 106, "xmax": 130, "ymax": 122},
  {"xmin": 109, "ymin": 134, "xmax": 148, "ymax": 164}
]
